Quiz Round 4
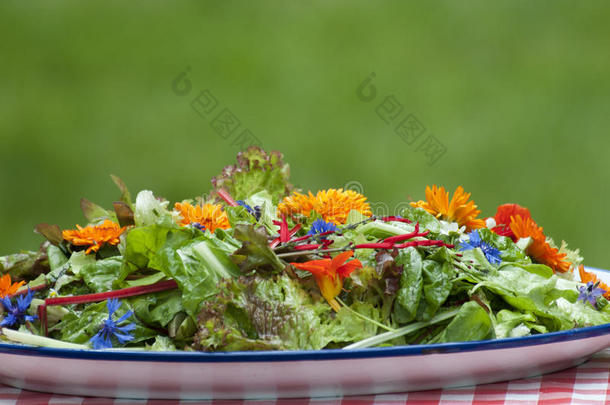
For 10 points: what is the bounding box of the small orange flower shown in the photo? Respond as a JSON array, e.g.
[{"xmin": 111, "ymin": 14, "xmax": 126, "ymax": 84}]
[
  {"xmin": 277, "ymin": 192, "xmax": 314, "ymax": 218},
  {"xmin": 63, "ymin": 219, "xmax": 127, "ymax": 255},
  {"xmin": 410, "ymin": 185, "xmax": 485, "ymax": 230},
  {"xmin": 174, "ymin": 202, "xmax": 230, "ymax": 233},
  {"xmin": 290, "ymin": 250, "xmax": 362, "ymax": 311},
  {"xmin": 579, "ymin": 265, "xmax": 610, "ymax": 299},
  {"xmin": 510, "ymin": 215, "xmax": 571, "ymax": 273},
  {"xmin": 278, "ymin": 188, "xmax": 372, "ymax": 225},
  {"xmin": 0, "ymin": 274, "xmax": 25, "ymax": 299}
]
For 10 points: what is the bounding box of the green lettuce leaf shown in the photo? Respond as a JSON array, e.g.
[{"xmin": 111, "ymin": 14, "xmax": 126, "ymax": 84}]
[
  {"xmin": 120, "ymin": 225, "xmax": 174, "ymax": 276},
  {"xmin": 334, "ymin": 301, "xmax": 381, "ymax": 342},
  {"xmin": 494, "ymin": 309, "xmax": 537, "ymax": 338},
  {"xmin": 0, "ymin": 249, "xmax": 49, "ymax": 281},
  {"xmin": 128, "ymin": 289, "xmax": 183, "ymax": 328},
  {"xmin": 134, "ymin": 190, "xmax": 179, "ymax": 228},
  {"xmin": 393, "ymin": 247, "xmax": 423, "ymax": 324},
  {"xmin": 416, "ymin": 260, "xmax": 455, "ymax": 321},
  {"xmin": 400, "ymin": 206, "xmax": 442, "ymax": 234},
  {"xmin": 47, "ymin": 245, "xmax": 68, "ymax": 272},
  {"xmin": 211, "ymin": 146, "xmax": 293, "ymax": 204},
  {"xmin": 119, "ymin": 224, "xmax": 240, "ymax": 316},
  {"xmin": 438, "ymin": 301, "xmax": 493, "ymax": 342},
  {"xmin": 231, "ymin": 224, "xmax": 284, "ymax": 274},
  {"xmin": 473, "ymin": 264, "xmax": 610, "ymax": 330},
  {"xmin": 246, "ymin": 190, "xmax": 279, "ymax": 233},
  {"xmin": 150, "ymin": 236, "xmax": 241, "ymax": 316},
  {"xmin": 81, "ymin": 257, "xmax": 123, "ymax": 293},
  {"xmin": 193, "ymin": 274, "xmax": 373, "ymax": 351},
  {"xmin": 147, "ymin": 335, "xmax": 177, "ymax": 351}
]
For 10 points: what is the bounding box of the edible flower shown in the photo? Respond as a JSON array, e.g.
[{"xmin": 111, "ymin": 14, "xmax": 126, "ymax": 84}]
[
  {"xmin": 0, "ymin": 274, "xmax": 25, "ymax": 299},
  {"xmin": 278, "ymin": 188, "xmax": 372, "ymax": 225},
  {"xmin": 579, "ymin": 265, "xmax": 610, "ymax": 299},
  {"xmin": 510, "ymin": 215, "xmax": 571, "ymax": 273},
  {"xmin": 460, "ymin": 230, "xmax": 502, "ymax": 265},
  {"xmin": 62, "ymin": 219, "xmax": 127, "ymax": 254},
  {"xmin": 410, "ymin": 185, "xmax": 485, "ymax": 230},
  {"xmin": 290, "ymin": 250, "xmax": 362, "ymax": 312},
  {"xmin": 191, "ymin": 222, "xmax": 206, "ymax": 232},
  {"xmin": 308, "ymin": 219, "xmax": 338, "ymax": 236},
  {"xmin": 578, "ymin": 282, "xmax": 606, "ymax": 308},
  {"xmin": 174, "ymin": 202, "xmax": 230, "ymax": 233},
  {"xmin": 491, "ymin": 203, "xmax": 532, "ymax": 241},
  {"xmin": 0, "ymin": 289, "xmax": 37, "ymax": 328},
  {"xmin": 89, "ymin": 298, "xmax": 136, "ymax": 350}
]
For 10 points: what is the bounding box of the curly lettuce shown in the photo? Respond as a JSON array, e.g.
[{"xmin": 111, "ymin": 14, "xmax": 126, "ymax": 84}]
[{"xmin": 211, "ymin": 146, "xmax": 293, "ymax": 204}]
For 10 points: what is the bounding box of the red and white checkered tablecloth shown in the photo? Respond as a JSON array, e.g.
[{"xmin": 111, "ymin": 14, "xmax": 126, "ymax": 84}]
[{"xmin": 1, "ymin": 348, "xmax": 609, "ymax": 405}]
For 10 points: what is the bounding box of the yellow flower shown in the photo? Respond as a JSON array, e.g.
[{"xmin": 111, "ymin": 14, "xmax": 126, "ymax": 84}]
[
  {"xmin": 278, "ymin": 188, "xmax": 372, "ymax": 225},
  {"xmin": 0, "ymin": 274, "xmax": 25, "ymax": 299},
  {"xmin": 174, "ymin": 202, "xmax": 231, "ymax": 233},
  {"xmin": 63, "ymin": 219, "xmax": 127, "ymax": 254},
  {"xmin": 411, "ymin": 185, "xmax": 485, "ymax": 230}
]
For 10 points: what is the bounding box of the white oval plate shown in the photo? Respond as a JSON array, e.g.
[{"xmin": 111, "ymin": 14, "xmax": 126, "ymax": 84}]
[{"xmin": 0, "ymin": 267, "xmax": 609, "ymax": 400}]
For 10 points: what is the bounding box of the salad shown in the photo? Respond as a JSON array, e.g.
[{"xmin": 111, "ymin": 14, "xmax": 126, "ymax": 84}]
[{"xmin": 0, "ymin": 146, "xmax": 608, "ymax": 352}]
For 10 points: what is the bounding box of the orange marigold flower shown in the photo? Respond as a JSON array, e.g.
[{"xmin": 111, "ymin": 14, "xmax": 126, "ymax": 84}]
[
  {"xmin": 290, "ymin": 250, "xmax": 362, "ymax": 312},
  {"xmin": 0, "ymin": 274, "xmax": 25, "ymax": 299},
  {"xmin": 410, "ymin": 185, "xmax": 485, "ymax": 230},
  {"xmin": 509, "ymin": 215, "xmax": 571, "ymax": 273},
  {"xmin": 277, "ymin": 192, "xmax": 314, "ymax": 218},
  {"xmin": 278, "ymin": 188, "xmax": 372, "ymax": 225},
  {"xmin": 579, "ymin": 265, "xmax": 610, "ymax": 299},
  {"xmin": 174, "ymin": 202, "xmax": 230, "ymax": 233},
  {"xmin": 62, "ymin": 219, "xmax": 127, "ymax": 255}
]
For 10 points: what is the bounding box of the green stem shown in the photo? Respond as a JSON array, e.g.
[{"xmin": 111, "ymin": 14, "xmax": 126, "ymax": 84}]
[
  {"xmin": 342, "ymin": 308, "xmax": 460, "ymax": 349},
  {"xmin": 1, "ymin": 328, "xmax": 87, "ymax": 349},
  {"xmin": 336, "ymin": 298, "xmax": 395, "ymax": 332}
]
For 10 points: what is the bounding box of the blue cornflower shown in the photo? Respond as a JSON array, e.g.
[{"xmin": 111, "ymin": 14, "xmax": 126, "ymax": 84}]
[
  {"xmin": 236, "ymin": 200, "xmax": 261, "ymax": 221},
  {"xmin": 191, "ymin": 222, "xmax": 206, "ymax": 232},
  {"xmin": 89, "ymin": 298, "xmax": 136, "ymax": 350},
  {"xmin": 460, "ymin": 230, "xmax": 502, "ymax": 265},
  {"xmin": 308, "ymin": 219, "xmax": 338, "ymax": 236},
  {"xmin": 0, "ymin": 290, "xmax": 37, "ymax": 328},
  {"xmin": 578, "ymin": 282, "xmax": 606, "ymax": 308}
]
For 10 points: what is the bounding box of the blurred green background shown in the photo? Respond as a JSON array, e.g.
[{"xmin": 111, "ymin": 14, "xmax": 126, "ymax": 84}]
[{"xmin": 1, "ymin": 1, "xmax": 609, "ymax": 267}]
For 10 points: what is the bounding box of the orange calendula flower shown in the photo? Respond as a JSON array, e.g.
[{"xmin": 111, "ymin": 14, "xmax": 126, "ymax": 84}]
[
  {"xmin": 509, "ymin": 215, "xmax": 571, "ymax": 273},
  {"xmin": 174, "ymin": 202, "xmax": 230, "ymax": 233},
  {"xmin": 290, "ymin": 250, "xmax": 362, "ymax": 312},
  {"xmin": 579, "ymin": 265, "xmax": 610, "ymax": 299},
  {"xmin": 278, "ymin": 188, "xmax": 372, "ymax": 225},
  {"xmin": 0, "ymin": 274, "xmax": 25, "ymax": 298},
  {"xmin": 410, "ymin": 185, "xmax": 485, "ymax": 230},
  {"xmin": 62, "ymin": 219, "xmax": 126, "ymax": 255}
]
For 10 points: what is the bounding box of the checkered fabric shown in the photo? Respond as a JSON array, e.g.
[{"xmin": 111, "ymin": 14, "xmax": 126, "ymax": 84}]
[{"xmin": 1, "ymin": 348, "xmax": 609, "ymax": 405}]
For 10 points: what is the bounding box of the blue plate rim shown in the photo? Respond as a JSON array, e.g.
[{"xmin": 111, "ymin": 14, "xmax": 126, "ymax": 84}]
[{"xmin": 1, "ymin": 267, "xmax": 609, "ymax": 363}]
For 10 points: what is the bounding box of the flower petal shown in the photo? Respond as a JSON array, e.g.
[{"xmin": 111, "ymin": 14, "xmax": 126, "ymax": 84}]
[
  {"xmin": 115, "ymin": 309, "xmax": 133, "ymax": 324},
  {"xmin": 290, "ymin": 260, "xmax": 331, "ymax": 276},
  {"xmin": 337, "ymin": 258, "xmax": 362, "ymax": 279},
  {"xmin": 106, "ymin": 298, "xmax": 121, "ymax": 316},
  {"xmin": 331, "ymin": 250, "xmax": 354, "ymax": 269}
]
